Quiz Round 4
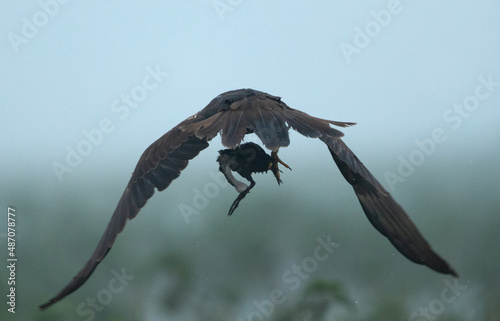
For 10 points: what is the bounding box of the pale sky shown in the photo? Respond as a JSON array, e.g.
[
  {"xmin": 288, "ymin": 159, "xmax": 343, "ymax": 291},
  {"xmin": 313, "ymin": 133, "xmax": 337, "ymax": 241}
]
[
  {"xmin": 2, "ymin": 1, "xmax": 499, "ymax": 188},
  {"xmin": 2, "ymin": 2, "xmax": 500, "ymax": 320}
]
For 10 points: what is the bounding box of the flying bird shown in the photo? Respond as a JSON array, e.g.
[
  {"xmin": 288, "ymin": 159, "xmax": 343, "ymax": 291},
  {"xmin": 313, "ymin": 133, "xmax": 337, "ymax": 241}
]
[{"xmin": 40, "ymin": 88, "xmax": 457, "ymax": 310}]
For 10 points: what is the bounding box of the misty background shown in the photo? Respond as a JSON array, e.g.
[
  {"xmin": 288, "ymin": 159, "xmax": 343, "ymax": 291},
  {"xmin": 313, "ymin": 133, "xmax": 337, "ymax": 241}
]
[{"xmin": 1, "ymin": 1, "xmax": 499, "ymax": 320}]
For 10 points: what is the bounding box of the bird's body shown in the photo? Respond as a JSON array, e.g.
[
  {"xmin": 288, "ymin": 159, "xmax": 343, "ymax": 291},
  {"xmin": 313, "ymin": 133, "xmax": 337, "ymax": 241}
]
[{"xmin": 40, "ymin": 88, "xmax": 457, "ymax": 310}]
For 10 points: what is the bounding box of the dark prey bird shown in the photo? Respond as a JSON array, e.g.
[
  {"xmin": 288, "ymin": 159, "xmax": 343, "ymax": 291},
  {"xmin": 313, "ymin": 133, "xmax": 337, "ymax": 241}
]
[
  {"xmin": 217, "ymin": 141, "xmax": 289, "ymax": 215},
  {"xmin": 40, "ymin": 88, "xmax": 457, "ymax": 310}
]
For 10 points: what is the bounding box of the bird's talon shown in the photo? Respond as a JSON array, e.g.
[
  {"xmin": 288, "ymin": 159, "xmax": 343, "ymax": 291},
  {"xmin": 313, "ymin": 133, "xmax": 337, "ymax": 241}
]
[{"xmin": 272, "ymin": 151, "xmax": 291, "ymax": 171}]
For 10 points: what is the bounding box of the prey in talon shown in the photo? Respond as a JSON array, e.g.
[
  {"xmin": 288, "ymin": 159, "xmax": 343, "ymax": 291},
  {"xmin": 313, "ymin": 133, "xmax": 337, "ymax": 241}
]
[{"xmin": 217, "ymin": 142, "xmax": 291, "ymax": 215}]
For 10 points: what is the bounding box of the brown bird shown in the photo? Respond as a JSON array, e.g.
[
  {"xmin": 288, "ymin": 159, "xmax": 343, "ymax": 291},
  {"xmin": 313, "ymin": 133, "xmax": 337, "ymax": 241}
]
[{"xmin": 40, "ymin": 88, "xmax": 457, "ymax": 310}]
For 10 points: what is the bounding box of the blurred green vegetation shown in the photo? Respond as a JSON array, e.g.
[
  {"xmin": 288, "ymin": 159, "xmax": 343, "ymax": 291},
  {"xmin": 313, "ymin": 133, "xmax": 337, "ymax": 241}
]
[{"xmin": 0, "ymin": 155, "xmax": 498, "ymax": 321}]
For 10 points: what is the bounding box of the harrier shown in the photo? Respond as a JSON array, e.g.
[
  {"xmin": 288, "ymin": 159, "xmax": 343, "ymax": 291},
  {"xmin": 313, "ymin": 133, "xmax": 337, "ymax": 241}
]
[{"xmin": 40, "ymin": 88, "xmax": 457, "ymax": 310}]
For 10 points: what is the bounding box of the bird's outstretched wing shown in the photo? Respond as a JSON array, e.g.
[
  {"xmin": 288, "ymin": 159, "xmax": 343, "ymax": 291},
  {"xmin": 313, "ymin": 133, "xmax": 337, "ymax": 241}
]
[
  {"xmin": 321, "ymin": 136, "xmax": 457, "ymax": 276},
  {"xmin": 40, "ymin": 89, "xmax": 295, "ymax": 309},
  {"xmin": 40, "ymin": 125, "xmax": 209, "ymax": 309},
  {"xmin": 250, "ymin": 98, "xmax": 457, "ymax": 276},
  {"xmin": 262, "ymin": 105, "xmax": 457, "ymax": 275},
  {"xmin": 187, "ymin": 89, "xmax": 456, "ymax": 276}
]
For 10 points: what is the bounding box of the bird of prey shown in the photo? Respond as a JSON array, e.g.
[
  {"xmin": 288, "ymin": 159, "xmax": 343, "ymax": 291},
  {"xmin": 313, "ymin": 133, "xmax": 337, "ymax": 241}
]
[{"xmin": 40, "ymin": 88, "xmax": 457, "ymax": 310}]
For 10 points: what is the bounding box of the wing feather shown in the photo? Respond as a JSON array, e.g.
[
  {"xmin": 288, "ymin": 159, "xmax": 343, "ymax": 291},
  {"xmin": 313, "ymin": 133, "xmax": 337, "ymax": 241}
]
[
  {"xmin": 283, "ymin": 108, "xmax": 355, "ymax": 138},
  {"xmin": 322, "ymin": 137, "xmax": 457, "ymax": 276},
  {"xmin": 39, "ymin": 128, "xmax": 209, "ymax": 310},
  {"xmin": 273, "ymin": 100, "xmax": 456, "ymax": 276}
]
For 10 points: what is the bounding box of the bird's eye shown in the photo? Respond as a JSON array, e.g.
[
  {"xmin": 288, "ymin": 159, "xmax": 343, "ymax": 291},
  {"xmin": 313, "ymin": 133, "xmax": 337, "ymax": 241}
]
[{"xmin": 224, "ymin": 99, "xmax": 231, "ymax": 105}]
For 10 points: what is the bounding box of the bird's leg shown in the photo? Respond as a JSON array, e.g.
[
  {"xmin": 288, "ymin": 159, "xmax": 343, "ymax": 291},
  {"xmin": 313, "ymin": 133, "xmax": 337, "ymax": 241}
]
[
  {"xmin": 269, "ymin": 150, "xmax": 291, "ymax": 184},
  {"xmin": 227, "ymin": 178, "xmax": 255, "ymax": 216},
  {"xmin": 218, "ymin": 156, "xmax": 249, "ymax": 193}
]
